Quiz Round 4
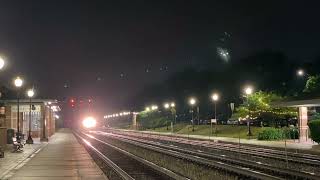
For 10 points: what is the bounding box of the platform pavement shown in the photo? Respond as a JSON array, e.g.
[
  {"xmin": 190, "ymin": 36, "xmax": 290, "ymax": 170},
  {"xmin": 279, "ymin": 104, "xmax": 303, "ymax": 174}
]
[
  {"xmin": 115, "ymin": 128, "xmax": 320, "ymax": 154},
  {"xmin": 5, "ymin": 129, "xmax": 107, "ymax": 180},
  {"xmin": 0, "ymin": 138, "xmax": 45, "ymax": 179}
]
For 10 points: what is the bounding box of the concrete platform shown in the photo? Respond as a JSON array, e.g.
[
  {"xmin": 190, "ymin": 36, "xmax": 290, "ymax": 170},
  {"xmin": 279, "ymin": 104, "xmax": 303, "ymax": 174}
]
[{"xmin": 8, "ymin": 129, "xmax": 107, "ymax": 180}]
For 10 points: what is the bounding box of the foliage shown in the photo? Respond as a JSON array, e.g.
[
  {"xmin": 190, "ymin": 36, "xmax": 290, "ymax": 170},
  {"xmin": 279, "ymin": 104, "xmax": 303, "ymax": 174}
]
[
  {"xmin": 257, "ymin": 127, "xmax": 298, "ymax": 140},
  {"xmin": 257, "ymin": 128, "xmax": 283, "ymax": 140},
  {"xmin": 304, "ymin": 75, "xmax": 320, "ymax": 93},
  {"xmin": 136, "ymin": 111, "xmax": 170, "ymax": 129},
  {"xmin": 310, "ymin": 113, "xmax": 320, "ymax": 121},
  {"xmin": 308, "ymin": 120, "xmax": 320, "ymax": 144},
  {"xmin": 232, "ymin": 91, "xmax": 297, "ymax": 123}
]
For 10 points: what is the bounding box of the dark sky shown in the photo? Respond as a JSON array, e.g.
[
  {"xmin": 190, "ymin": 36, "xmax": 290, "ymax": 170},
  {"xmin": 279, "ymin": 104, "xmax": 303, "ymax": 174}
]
[{"xmin": 0, "ymin": 1, "xmax": 319, "ymax": 114}]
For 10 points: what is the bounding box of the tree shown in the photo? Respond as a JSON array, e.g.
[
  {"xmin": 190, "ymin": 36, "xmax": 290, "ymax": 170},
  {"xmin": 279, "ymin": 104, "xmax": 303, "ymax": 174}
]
[
  {"xmin": 303, "ymin": 75, "xmax": 320, "ymax": 93},
  {"xmin": 232, "ymin": 91, "xmax": 297, "ymax": 126}
]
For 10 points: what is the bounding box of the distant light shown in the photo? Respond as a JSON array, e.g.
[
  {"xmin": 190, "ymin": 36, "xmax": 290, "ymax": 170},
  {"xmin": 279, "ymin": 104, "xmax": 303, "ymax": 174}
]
[
  {"xmin": 164, "ymin": 103, "xmax": 170, "ymax": 109},
  {"xmin": 27, "ymin": 89, "xmax": 35, "ymax": 98},
  {"xmin": 244, "ymin": 86, "xmax": 253, "ymax": 95},
  {"xmin": 82, "ymin": 117, "xmax": 96, "ymax": 128},
  {"xmin": 151, "ymin": 105, "xmax": 158, "ymax": 110},
  {"xmin": 55, "ymin": 115, "xmax": 60, "ymax": 119},
  {"xmin": 170, "ymin": 102, "xmax": 175, "ymax": 108},
  {"xmin": 48, "ymin": 101, "xmax": 52, "ymax": 105},
  {"xmin": 211, "ymin": 93, "xmax": 219, "ymax": 101},
  {"xmin": 0, "ymin": 56, "xmax": 5, "ymax": 70}
]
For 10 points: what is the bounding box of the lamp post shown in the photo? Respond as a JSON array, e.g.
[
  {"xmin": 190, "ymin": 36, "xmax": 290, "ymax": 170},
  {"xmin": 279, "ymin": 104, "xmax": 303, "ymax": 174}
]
[
  {"xmin": 164, "ymin": 103, "xmax": 170, "ymax": 130},
  {"xmin": 170, "ymin": 102, "xmax": 176, "ymax": 133},
  {"xmin": 14, "ymin": 77, "xmax": 23, "ymax": 140},
  {"xmin": 189, "ymin": 98, "xmax": 196, "ymax": 132},
  {"xmin": 164, "ymin": 102, "xmax": 176, "ymax": 133},
  {"xmin": 244, "ymin": 86, "xmax": 253, "ymax": 137},
  {"xmin": 26, "ymin": 89, "xmax": 34, "ymax": 144},
  {"xmin": 211, "ymin": 93, "xmax": 219, "ymax": 136}
]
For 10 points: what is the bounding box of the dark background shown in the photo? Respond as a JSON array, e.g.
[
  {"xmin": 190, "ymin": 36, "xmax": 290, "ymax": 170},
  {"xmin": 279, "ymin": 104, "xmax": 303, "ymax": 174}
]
[{"xmin": 0, "ymin": 1, "xmax": 319, "ymax": 120}]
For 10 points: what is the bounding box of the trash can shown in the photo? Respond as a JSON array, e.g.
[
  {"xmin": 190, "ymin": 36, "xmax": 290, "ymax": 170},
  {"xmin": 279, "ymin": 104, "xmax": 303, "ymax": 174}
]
[{"xmin": 7, "ymin": 129, "xmax": 14, "ymax": 144}]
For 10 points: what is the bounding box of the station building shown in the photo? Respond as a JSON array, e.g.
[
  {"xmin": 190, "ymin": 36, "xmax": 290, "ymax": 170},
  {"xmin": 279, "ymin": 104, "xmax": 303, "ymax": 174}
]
[{"xmin": 0, "ymin": 99, "xmax": 60, "ymax": 146}]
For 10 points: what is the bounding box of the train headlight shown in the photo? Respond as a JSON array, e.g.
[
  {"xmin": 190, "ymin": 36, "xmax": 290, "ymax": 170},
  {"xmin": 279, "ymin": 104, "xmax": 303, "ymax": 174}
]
[{"xmin": 82, "ymin": 117, "xmax": 97, "ymax": 128}]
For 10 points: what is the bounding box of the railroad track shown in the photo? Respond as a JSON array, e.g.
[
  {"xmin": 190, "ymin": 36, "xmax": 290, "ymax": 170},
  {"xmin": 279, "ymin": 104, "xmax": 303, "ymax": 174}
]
[
  {"xmin": 84, "ymin": 130, "xmax": 289, "ymax": 180},
  {"xmin": 92, "ymin": 129, "xmax": 320, "ymax": 180},
  {"xmin": 109, "ymin": 129, "xmax": 320, "ymax": 168},
  {"xmin": 73, "ymin": 131, "xmax": 186, "ymax": 180}
]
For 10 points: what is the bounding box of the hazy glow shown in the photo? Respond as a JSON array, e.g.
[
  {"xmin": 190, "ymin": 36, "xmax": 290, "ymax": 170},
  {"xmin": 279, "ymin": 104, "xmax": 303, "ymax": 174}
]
[
  {"xmin": 217, "ymin": 47, "xmax": 230, "ymax": 62},
  {"xmin": 211, "ymin": 93, "xmax": 219, "ymax": 101},
  {"xmin": 14, "ymin": 77, "xmax": 23, "ymax": 87},
  {"xmin": 27, "ymin": 89, "xmax": 35, "ymax": 98},
  {"xmin": 0, "ymin": 56, "xmax": 5, "ymax": 69},
  {"xmin": 164, "ymin": 103, "xmax": 170, "ymax": 109},
  {"xmin": 170, "ymin": 102, "xmax": 175, "ymax": 107},
  {"xmin": 145, "ymin": 107, "xmax": 150, "ymax": 112},
  {"xmin": 82, "ymin": 117, "xmax": 97, "ymax": 128}
]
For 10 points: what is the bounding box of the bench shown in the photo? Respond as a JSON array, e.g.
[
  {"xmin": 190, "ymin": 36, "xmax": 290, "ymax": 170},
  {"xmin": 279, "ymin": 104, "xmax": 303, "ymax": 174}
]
[{"xmin": 12, "ymin": 133, "xmax": 25, "ymax": 152}]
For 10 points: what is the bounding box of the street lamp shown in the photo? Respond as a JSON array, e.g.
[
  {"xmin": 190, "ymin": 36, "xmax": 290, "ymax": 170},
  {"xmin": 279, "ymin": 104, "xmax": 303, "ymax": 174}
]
[
  {"xmin": 14, "ymin": 77, "xmax": 23, "ymax": 140},
  {"xmin": 189, "ymin": 97, "xmax": 196, "ymax": 132},
  {"xmin": 0, "ymin": 56, "xmax": 5, "ymax": 70},
  {"xmin": 26, "ymin": 89, "xmax": 34, "ymax": 144},
  {"xmin": 170, "ymin": 102, "xmax": 176, "ymax": 131},
  {"xmin": 244, "ymin": 86, "xmax": 253, "ymax": 137},
  {"xmin": 145, "ymin": 107, "xmax": 150, "ymax": 112},
  {"xmin": 297, "ymin": 69, "xmax": 305, "ymax": 77},
  {"xmin": 211, "ymin": 93, "xmax": 219, "ymax": 136}
]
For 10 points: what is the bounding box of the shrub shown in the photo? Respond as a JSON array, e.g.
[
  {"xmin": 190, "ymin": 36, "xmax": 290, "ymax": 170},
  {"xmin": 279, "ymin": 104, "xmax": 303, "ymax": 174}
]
[
  {"xmin": 308, "ymin": 120, "xmax": 320, "ymax": 144},
  {"xmin": 258, "ymin": 128, "xmax": 283, "ymax": 140}
]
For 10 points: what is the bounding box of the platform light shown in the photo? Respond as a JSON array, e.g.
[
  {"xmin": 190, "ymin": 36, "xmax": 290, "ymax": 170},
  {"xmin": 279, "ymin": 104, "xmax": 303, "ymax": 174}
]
[
  {"xmin": 0, "ymin": 56, "xmax": 5, "ymax": 70},
  {"xmin": 211, "ymin": 93, "xmax": 219, "ymax": 101},
  {"xmin": 14, "ymin": 76, "xmax": 23, "ymax": 87},
  {"xmin": 189, "ymin": 98, "xmax": 196, "ymax": 106}
]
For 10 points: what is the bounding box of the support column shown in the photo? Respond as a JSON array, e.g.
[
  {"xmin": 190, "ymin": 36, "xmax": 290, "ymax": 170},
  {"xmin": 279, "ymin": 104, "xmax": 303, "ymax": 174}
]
[
  {"xmin": 40, "ymin": 104, "xmax": 48, "ymax": 142},
  {"xmin": 132, "ymin": 113, "xmax": 137, "ymax": 130},
  {"xmin": 298, "ymin": 107, "xmax": 309, "ymax": 142}
]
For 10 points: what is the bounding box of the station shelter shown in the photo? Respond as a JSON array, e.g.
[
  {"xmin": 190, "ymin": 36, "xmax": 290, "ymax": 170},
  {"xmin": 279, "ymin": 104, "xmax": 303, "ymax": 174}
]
[
  {"xmin": 273, "ymin": 98, "xmax": 320, "ymax": 143},
  {"xmin": 0, "ymin": 99, "xmax": 60, "ymax": 147}
]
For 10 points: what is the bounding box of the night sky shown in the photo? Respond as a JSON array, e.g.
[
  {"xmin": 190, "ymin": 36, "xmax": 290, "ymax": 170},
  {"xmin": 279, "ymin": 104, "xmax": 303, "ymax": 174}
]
[{"xmin": 0, "ymin": 1, "xmax": 319, "ymax": 114}]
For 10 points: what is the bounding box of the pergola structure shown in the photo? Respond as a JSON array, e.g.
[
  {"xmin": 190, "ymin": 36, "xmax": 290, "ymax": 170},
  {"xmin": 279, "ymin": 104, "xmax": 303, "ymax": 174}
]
[{"xmin": 273, "ymin": 98, "xmax": 320, "ymax": 142}]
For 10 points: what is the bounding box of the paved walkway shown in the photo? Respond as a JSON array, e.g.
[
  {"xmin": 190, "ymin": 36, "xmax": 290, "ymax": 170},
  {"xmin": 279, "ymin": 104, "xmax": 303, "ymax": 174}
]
[
  {"xmin": 0, "ymin": 138, "xmax": 44, "ymax": 179},
  {"xmin": 7, "ymin": 129, "xmax": 107, "ymax": 180}
]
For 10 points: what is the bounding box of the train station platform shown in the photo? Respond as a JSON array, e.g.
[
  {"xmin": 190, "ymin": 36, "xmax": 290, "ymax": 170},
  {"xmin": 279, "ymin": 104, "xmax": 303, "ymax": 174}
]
[{"xmin": 6, "ymin": 129, "xmax": 107, "ymax": 180}]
